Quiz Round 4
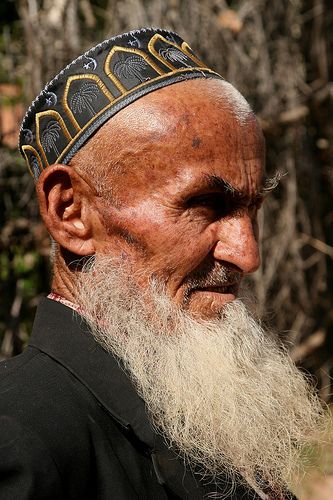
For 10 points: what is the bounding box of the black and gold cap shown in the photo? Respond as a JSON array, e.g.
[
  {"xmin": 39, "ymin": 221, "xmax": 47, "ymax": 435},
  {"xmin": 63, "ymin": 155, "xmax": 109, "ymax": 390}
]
[{"xmin": 19, "ymin": 27, "xmax": 223, "ymax": 180}]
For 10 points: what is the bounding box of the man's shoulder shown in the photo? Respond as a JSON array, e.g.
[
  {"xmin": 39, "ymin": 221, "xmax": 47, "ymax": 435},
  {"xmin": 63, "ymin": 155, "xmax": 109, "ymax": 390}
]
[
  {"xmin": 0, "ymin": 345, "xmax": 100, "ymax": 452},
  {"xmin": 0, "ymin": 346, "xmax": 94, "ymax": 421},
  {"xmin": 0, "ymin": 346, "xmax": 71, "ymax": 396},
  {"xmin": 0, "ymin": 346, "xmax": 40, "ymax": 384},
  {"xmin": 0, "ymin": 346, "xmax": 167, "ymax": 500},
  {"xmin": 0, "ymin": 346, "xmax": 103, "ymax": 493}
]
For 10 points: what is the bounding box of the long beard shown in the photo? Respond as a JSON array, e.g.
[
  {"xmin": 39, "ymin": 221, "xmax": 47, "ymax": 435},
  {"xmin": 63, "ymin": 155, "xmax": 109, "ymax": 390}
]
[{"xmin": 76, "ymin": 255, "xmax": 325, "ymax": 492}]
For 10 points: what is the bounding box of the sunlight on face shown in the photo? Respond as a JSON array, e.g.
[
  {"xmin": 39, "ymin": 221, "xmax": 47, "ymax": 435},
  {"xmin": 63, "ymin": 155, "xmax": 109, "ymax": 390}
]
[{"xmin": 89, "ymin": 79, "xmax": 266, "ymax": 319}]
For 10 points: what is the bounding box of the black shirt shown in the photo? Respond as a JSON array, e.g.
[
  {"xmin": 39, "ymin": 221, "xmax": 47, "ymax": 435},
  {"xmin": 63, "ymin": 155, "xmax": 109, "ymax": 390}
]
[{"xmin": 0, "ymin": 298, "xmax": 273, "ymax": 499}]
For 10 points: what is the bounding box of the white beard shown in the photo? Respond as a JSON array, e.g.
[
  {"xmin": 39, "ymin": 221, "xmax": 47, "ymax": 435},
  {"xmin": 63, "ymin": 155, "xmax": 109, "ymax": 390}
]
[{"xmin": 76, "ymin": 255, "xmax": 325, "ymax": 493}]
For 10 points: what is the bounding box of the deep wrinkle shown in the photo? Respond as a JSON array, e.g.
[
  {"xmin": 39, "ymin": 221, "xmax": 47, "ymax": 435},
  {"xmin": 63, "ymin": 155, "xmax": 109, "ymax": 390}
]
[{"xmin": 45, "ymin": 78, "xmax": 265, "ymax": 317}]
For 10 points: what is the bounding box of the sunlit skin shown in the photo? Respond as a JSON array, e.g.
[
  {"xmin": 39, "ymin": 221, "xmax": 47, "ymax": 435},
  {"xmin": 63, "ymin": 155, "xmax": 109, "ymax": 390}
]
[{"xmin": 37, "ymin": 79, "xmax": 266, "ymax": 318}]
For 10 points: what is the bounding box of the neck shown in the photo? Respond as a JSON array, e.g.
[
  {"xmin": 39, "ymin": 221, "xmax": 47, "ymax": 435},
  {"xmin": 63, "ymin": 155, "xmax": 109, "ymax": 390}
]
[{"xmin": 51, "ymin": 247, "xmax": 83, "ymax": 303}]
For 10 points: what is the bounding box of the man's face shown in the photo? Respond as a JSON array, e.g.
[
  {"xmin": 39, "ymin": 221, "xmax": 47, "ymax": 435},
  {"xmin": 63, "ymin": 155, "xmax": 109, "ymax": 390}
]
[{"xmin": 90, "ymin": 79, "xmax": 265, "ymax": 318}]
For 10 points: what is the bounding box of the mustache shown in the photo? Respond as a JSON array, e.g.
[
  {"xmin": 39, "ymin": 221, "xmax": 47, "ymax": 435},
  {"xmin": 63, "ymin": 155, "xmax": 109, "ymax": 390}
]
[{"xmin": 182, "ymin": 262, "xmax": 243, "ymax": 303}]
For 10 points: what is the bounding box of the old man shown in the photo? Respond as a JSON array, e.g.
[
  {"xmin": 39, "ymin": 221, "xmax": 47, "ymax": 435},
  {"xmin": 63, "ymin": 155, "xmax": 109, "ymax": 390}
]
[{"xmin": 0, "ymin": 28, "xmax": 324, "ymax": 499}]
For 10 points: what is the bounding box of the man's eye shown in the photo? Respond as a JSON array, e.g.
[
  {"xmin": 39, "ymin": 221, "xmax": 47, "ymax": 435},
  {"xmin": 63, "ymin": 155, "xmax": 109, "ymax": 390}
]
[{"xmin": 186, "ymin": 194, "xmax": 227, "ymax": 215}]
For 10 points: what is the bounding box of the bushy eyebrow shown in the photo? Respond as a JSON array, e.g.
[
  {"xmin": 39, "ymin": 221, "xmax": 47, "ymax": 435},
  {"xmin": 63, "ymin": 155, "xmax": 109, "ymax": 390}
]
[
  {"xmin": 201, "ymin": 174, "xmax": 237, "ymax": 194},
  {"xmin": 202, "ymin": 170, "xmax": 284, "ymax": 199},
  {"xmin": 261, "ymin": 170, "xmax": 285, "ymax": 195}
]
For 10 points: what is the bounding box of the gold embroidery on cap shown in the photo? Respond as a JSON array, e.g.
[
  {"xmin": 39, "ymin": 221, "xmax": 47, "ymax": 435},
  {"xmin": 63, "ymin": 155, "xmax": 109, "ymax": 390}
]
[
  {"xmin": 22, "ymin": 145, "xmax": 43, "ymax": 179},
  {"xmin": 148, "ymin": 34, "xmax": 177, "ymax": 71},
  {"xmin": 181, "ymin": 42, "xmax": 206, "ymax": 67},
  {"xmin": 148, "ymin": 34, "xmax": 206, "ymax": 72},
  {"xmin": 104, "ymin": 46, "xmax": 164, "ymax": 93},
  {"xmin": 63, "ymin": 74, "xmax": 115, "ymax": 131},
  {"xmin": 35, "ymin": 110, "xmax": 72, "ymax": 166}
]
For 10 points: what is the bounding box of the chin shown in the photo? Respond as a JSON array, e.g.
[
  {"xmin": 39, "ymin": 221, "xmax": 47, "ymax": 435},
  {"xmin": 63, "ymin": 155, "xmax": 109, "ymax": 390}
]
[{"xmin": 186, "ymin": 292, "xmax": 237, "ymax": 319}]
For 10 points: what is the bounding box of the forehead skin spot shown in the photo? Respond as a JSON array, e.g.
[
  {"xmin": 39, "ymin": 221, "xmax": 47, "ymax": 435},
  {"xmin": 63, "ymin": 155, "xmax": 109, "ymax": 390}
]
[{"xmin": 192, "ymin": 137, "xmax": 202, "ymax": 148}]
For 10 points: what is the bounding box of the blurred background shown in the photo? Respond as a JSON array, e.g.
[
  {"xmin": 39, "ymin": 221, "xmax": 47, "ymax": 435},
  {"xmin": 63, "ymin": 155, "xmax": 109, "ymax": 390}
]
[{"xmin": 1, "ymin": 0, "xmax": 333, "ymax": 497}]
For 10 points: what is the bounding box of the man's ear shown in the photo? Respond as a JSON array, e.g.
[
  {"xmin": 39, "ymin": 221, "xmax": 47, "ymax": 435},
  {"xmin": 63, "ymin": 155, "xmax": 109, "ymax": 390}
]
[{"xmin": 36, "ymin": 164, "xmax": 98, "ymax": 256}]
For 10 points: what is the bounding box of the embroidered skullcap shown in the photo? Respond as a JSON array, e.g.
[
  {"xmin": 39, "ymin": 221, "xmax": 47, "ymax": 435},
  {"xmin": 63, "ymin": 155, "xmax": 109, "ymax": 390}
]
[{"xmin": 19, "ymin": 27, "xmax": 223, "ymax": 180}]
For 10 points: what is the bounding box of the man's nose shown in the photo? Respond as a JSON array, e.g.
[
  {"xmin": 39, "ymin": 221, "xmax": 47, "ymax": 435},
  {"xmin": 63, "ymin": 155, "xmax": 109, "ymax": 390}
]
[{"xmin": 212, "ymin": 214, "xmax": 260, "ymax": 274}]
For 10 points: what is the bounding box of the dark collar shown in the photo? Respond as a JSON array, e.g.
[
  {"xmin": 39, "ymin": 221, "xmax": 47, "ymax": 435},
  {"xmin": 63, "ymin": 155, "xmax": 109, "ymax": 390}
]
[{"xmin": 29, "ymin": 297, "xmax": 156, "ymax": 449}]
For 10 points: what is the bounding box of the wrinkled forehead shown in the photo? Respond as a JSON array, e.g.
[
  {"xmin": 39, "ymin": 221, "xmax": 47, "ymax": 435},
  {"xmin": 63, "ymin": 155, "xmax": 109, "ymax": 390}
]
[
  {"xmin": 87, "ymin": 79, "xmax": 263, "ymax": 154},
  {"xmin": 111, "ymin": 78, "xmax": 256, "ymax": 134},
  {"xmin": 86, "ymin": 79, "xmax": 265, "ymax": 194}
]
